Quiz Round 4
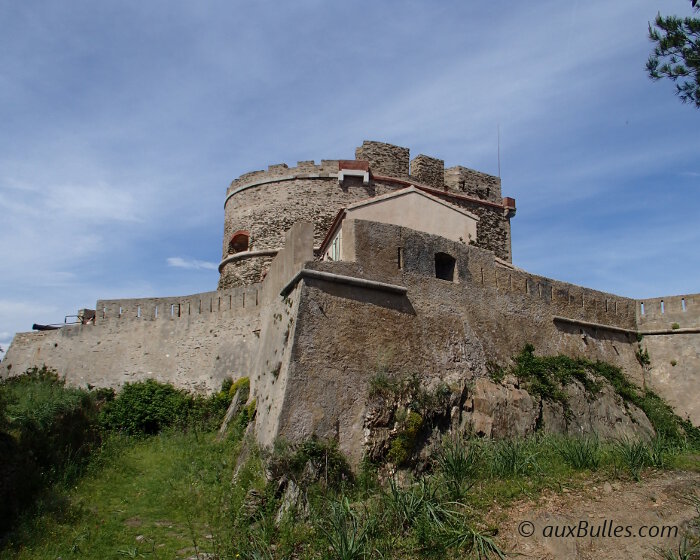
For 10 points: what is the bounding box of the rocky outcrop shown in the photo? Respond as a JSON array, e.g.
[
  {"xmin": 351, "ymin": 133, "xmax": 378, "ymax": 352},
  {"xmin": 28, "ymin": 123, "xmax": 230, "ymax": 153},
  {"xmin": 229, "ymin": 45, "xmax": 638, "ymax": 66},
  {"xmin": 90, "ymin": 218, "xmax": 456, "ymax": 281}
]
[
  {"xmin": 462, "ymin": 377, "xmax": 655, "ymax": 441},
  {"xmin": 363, "ymin": 372, "xmax": 656, "ymax": 468}
]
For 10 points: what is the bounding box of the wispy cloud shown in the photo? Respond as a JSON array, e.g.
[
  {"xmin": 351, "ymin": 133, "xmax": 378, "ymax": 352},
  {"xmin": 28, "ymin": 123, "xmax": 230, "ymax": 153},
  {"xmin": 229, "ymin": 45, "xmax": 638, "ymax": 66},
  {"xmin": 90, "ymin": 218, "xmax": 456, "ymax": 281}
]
[{"xmin": 166, "ymin": 257, "xmax": 218, "ymax": 271}]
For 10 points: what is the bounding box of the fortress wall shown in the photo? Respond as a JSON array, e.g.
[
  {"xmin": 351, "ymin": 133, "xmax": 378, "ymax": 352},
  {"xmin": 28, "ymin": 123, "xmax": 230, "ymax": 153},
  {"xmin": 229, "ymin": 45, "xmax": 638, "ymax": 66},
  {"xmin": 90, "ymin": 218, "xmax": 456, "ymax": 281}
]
[
  {"xmin": 251, "ymin": 222, "xmax": 314, "ymax": 447},
  {"xmin": 633, "ymin": 293, "xmax": 700, "ymax": 426},
  {"xmin": 642, "ymin": 333, "xmax": 700, "ymax": 425},
  {"xmin": 1, "ymin": 287, "xmax": 263, "ymax": 393},
  {"xmin": 344, "ymin": 219, "xmax": 640, "ymax": 371},
  {"xmin": 459, "ymin": 200, "xmax": 511, "ymax": 262},
  {"xmin": 637, "ymin": 294, "xmax": 700, "ymax": 330}
]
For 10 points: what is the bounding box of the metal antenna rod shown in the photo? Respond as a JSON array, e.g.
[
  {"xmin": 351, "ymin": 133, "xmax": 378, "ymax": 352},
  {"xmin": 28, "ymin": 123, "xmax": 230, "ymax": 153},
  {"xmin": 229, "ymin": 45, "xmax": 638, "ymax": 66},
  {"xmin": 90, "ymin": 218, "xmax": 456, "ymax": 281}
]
[{"xmin": 497, "ymin": 124, "xmax": 501, "ymax": 178}]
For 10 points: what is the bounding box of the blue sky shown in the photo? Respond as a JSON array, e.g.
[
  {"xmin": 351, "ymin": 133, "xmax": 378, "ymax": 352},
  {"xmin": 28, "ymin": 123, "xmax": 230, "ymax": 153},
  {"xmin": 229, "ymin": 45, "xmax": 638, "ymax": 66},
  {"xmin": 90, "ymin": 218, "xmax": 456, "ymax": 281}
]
[{"xmin": 1, "ymin": 0, "xmax": 698, "ymax": 352}]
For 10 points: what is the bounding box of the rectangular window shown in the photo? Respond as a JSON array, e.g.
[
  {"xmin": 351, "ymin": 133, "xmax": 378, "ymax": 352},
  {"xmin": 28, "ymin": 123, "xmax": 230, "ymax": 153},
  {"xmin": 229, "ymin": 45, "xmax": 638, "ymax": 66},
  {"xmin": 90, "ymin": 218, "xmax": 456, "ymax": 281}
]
[{"xmin": 326, "ymin": 231, "xmax": 342, "ymax": 261}]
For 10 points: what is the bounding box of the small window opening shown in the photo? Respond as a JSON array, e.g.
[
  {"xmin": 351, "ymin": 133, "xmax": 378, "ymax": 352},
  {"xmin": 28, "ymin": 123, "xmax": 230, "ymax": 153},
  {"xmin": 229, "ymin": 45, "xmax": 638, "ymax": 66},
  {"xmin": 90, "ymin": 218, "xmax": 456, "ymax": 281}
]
[
  {"xmin": 682, "ymin": 298, "xmax": 686, "ymax": 311},
  {"xmin": 171, "ymin": 304, "xmax": 175, "ymax": 317},
  {"xmin": 397, "ymin": 247, "xmax": 404, "ymax": 269},
  {"xmin": 119, "ymin": 306, "xmax": 123, "ymax": 317},
  {"xmin": 155, "ymin": 305, "xmax": 158, "ymax": 318},
  {"xmin": 661, "ymin": 300, "xmax": 665, "ymax": 314},
  {"xmin": 137, "ymin": 305, "xmax": 141, "ymax": 318},
  {"xmin": 228, "ymin": 230, "xmax": 250, "ymax": 254},
  {"xmin": 435, "ymin": 252, "xmax": 456, "ymax": 282},
  {"xmin": 641, "ymin": 302, "xmax": 645, "ymax": 315}
]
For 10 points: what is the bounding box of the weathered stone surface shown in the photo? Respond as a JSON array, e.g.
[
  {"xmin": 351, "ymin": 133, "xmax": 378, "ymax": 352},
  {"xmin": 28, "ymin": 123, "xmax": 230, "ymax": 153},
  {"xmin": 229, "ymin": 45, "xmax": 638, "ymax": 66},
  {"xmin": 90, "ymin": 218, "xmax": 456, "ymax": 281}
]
[
  {"xmin": 462, "ymin": 378, "xmax": 539, "ymax": 438},
  {"xmin": 562, "ymin": 381, "xmax": 655, "ymax": 440},
  {"xmin": 459, "ymin": 377, "xmax": 654, "ymax": 442}
]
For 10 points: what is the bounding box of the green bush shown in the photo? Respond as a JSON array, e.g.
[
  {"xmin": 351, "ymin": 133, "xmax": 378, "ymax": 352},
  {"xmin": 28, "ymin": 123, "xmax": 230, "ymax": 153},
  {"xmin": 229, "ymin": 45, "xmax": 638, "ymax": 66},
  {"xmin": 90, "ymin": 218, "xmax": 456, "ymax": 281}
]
[
  {"xmin": 267, "ymin": 436, "xmax": 353, "ymax": 489},
  {"xmin": 99, "ymin": 379, "xmax": 227, "ymax": 435},
  {"xmin": 387, "ymin": 411, "xmax": 423, "ymax": 466},
  {"xmin": 512, "ymin": 345, "xmax": 602, "ymax": 406},
  {"xmin": 0, "ymin": 367, "xmax": 100, "ymax": 530}
]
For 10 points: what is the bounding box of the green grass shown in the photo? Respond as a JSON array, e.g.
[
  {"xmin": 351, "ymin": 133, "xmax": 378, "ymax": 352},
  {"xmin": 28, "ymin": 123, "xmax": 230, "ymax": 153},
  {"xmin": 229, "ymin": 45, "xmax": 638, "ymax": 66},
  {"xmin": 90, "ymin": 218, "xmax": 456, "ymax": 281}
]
[
  {"xmin": 2, "ymin": 428, "xmax": 699, "ymax": 560},
  {"xmin": 1, "ymin": 430, "xmax": 245, "ymax": 559}
]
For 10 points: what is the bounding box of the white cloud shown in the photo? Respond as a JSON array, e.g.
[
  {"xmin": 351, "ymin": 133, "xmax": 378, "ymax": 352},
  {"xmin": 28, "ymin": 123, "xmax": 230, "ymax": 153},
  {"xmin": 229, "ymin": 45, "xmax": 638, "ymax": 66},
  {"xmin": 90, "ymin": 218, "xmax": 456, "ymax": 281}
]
[{"xmin": 166, "ymin": 257, "xmax": 218, "ymax": 271}]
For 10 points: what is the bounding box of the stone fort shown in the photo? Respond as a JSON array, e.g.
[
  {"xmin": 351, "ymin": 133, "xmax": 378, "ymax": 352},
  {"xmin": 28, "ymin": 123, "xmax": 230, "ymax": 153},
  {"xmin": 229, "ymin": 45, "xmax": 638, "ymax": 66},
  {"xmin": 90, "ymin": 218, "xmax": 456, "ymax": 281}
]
[{"xmin": 2, "ymin": 140, "xmax": 698, "ymax": 463}]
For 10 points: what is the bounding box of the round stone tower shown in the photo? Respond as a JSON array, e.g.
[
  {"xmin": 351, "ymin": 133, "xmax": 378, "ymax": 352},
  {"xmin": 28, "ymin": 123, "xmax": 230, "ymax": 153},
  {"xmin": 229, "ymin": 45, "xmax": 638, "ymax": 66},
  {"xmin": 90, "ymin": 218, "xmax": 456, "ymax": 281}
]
[{"xmin": 218, "ymin": 140, "xmax": 516, "ymax": 289}]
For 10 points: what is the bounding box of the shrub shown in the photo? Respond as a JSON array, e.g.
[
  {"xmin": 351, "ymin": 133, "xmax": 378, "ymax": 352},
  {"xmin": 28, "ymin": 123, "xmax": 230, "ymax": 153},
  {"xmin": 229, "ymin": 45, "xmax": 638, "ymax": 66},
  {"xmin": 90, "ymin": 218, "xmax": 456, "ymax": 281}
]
[
  {"xmin": 229, "ymin": 376, "xmax": 250, "ymax": 399},
  {"xmin": 671, "ymin": 322, "xmax": 680, "ymax": 330},
  {"xmin": 512, "ymin": 345, "xmax": 602, "ymax": 406},
  {"xmin": 0, "ymin": 367, "xmax": 100, "ymax": 529},
  {"xmin": 99, "ymin": 379, "xmax": 227, "ymax": 435},
  {"xmin": 490, "ymin": 438, "xmax": 540, "ymax": 478},
  {"xmin": 387, "ymin": 411, "xmax": 423, "ymax": 466},
  {"xmin": 616, "ymin": 438, "xmax": 650, "ymax": 481},
  {"xmin": 557, "ymin": 435, "xmax": 601, "ymax": 470},
  {"xmin": 368, "ymin": 371, "xmax": 400, "ymax": 399},
  {"xmin": 435, "ymin": 434, "xmax": 483, "ymax": 498},
  {"xmin": 315, "ymin": 496, "xmax": 368, "ymax": 560},
  {"xmin": 267, "ymin": 436, "xmax": 353, "ymax": 489}
]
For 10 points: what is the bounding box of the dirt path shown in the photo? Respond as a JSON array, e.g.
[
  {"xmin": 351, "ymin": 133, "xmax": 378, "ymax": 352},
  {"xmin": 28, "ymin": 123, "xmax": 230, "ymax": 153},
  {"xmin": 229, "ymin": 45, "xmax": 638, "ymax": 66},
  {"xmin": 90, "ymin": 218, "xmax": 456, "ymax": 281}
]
[{"xmin": 495, "ymin": 470, "xmax": 700, "ymax": 560}]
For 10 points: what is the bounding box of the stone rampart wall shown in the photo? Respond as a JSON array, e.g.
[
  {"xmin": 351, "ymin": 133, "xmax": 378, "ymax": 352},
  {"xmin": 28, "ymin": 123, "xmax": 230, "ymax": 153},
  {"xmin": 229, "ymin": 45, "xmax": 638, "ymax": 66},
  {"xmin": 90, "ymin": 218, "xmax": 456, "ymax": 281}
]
[{"xmin": 1, "ymin": 286, "xmax": 263, "ymax": 393}]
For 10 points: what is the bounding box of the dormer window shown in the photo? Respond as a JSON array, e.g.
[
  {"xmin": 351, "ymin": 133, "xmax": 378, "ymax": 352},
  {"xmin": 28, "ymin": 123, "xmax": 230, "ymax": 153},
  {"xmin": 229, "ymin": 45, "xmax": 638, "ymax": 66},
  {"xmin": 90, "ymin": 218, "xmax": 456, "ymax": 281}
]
[{"xmin": 228, "ymin": 230, "xmax": 250, "ymax": 254}]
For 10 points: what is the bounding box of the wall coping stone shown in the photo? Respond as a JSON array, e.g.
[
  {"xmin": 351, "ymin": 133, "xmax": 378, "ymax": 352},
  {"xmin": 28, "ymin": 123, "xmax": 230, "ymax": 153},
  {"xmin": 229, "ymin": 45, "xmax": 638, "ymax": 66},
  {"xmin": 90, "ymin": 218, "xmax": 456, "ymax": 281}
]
[
  {"xmin": 218, "ymin": 248, "xmax": 280, "ymax": 272},
  {"xmin": 552, "ymin": 315, "xmax": 637, "ymax": 335},
  {"xmin": 279, "ymin": 268, "xmax": 408, "ymax": 298},
  {"xmin": 225, "ymin": 174, "xmax": 338, "ymax": 208}
]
